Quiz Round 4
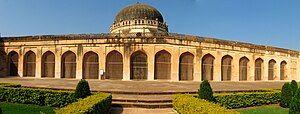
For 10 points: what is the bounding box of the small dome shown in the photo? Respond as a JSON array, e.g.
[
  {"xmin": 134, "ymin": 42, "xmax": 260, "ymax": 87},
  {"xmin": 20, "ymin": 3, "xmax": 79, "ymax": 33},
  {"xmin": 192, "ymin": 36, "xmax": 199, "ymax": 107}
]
[{"xmin": 115, "ymin": 3, "xmax": 164, "ymax": 22}]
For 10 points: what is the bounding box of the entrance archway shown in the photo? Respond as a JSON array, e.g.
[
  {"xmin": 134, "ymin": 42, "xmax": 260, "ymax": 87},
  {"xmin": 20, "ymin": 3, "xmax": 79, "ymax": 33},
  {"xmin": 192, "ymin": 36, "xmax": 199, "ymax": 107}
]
[
  {"xmin": 83, "ymin": 51, "xmax": 99, "ymax": 79},
  {"xmin": 61, "ymin": 51, "xmax": 76, "ymax": 78},
  {"xmin": 8, "ymin": 51, "xmax": 18, "ymax": 76},
  {"xmin": 179, "ymin": 52, "xmax": 194, "ymax": 81},
  {"xmin": 130, "ymin": 51, "xmax": 147, "ymax": 80},
  {"xmin": 24, "ymin": 51, "xmax": 36, "ymax": 77},
  {"xmin": 106, "ymin": 51, "xmax": 123, "ymax": 80},
  {"xmin": 41, "ymin": 51, "xmax": 55, "ymax": 78},
  {"xmin": 154, "ymin": 50, "xmax": 171, "ymax": 80}
]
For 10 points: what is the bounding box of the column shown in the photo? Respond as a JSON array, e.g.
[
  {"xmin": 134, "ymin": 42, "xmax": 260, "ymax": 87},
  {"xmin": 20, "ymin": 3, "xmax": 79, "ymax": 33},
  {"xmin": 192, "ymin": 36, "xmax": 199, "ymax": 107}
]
[
  {"xmin": 54, "ymin": 48, "xmax": 61, "ymax": 79},
  {"xmin": 147, "ymin": 52, "xmax": 155, "ymax": 81},
  {"xmin": 76, "ymin": 47, "xmax": 82, "ymax": 79},
  {"xmin": 122, "ymin": 52, "xmax": 130, "ymax": 81},
  {"xmin": 263, "ymin": 59, "xmax": 269, "ymax": 81},
  {"xmin": 248, "ymin": 58, "xmax": 254, "ymax": 81},
  {"xmin": 35, "ymin": 47, "xmax": 42, "ymax": 78},
  {"xmin": 193, "ymin": 54, "xmax": 201, "ymax": 81},
  {"xmin": 231, "ymin": 55, "xmax": 239, "ymax": 81},
  {"xmin": 171, "ymin": 49, "xmax": 179, "ymax": 81},
  {"xmin": 18, "ymin": 49, "xmax": 24, "ymax": 77},
  {"xmin": 213, "ymin": 53, "xmax": 221, "ymax": 81}
]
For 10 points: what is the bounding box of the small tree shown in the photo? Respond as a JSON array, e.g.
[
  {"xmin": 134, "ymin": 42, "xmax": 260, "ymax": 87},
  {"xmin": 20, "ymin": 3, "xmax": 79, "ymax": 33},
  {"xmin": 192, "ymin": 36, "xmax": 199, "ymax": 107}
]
[
  {"xmin": 74, "ymin": 79, "xmax": 91, "ymax": 99},
  {"xmin": 198, "ymin": 80, "xmax": 214, "ymax": 102},
  {"xmin": 291, "ymin": 80, "xmax": 298, "ymax": 96},
  {"xmin": 289, "ymin": 89, "xmax": 300, "ymax": 114},
  {"xmin": 280, "ymin": 82, "xmax": 293, "ymax": 108}
]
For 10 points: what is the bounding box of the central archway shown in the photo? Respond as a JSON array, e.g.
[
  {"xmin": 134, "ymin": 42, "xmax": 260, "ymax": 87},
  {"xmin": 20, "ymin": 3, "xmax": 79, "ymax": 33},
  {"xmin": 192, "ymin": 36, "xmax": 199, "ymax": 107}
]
[
  {"xmin": 106, "ymin": 51, "xmax": 123, "ymax": 80},
  {"xmin": 8, "ymin": 51, "xmax": 18, "ymax": 76},
  {"xmin": 130, "ymin": 51, "xmax": 147, "ymax": 80},
  {"xmin": 202, "ymin": 54, "xmax": 214, "ymax": 81},
  {"xmin": 239, "ymin": 57, "xmax": 249, "ymax": 81},
  {"xmin": 221, "ymin": 55, "xmax": 232, "ymax": 81}
]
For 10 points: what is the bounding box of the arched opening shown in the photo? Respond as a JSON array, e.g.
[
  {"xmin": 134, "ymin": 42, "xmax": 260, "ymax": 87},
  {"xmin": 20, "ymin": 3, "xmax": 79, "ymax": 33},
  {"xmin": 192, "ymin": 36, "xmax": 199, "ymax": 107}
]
[
  {"xmin": 8, "ymin": 51, "xmax": 18, "ymax": 76},
  {"xmin": 0, "ymin": 51, "xmax": 7, "ymax": 77},
  {"xmin": 23, "ymin": 51, "xmax": 36, "ymax": 77},
  {"xmin": 221, "ymin": 55, "xmax": 232, "ymax": 81},
  {"xmin": 202, "ymin": 54, "xmax": 214, "ymax": 81},
  {"xmin": 41, "ymin": 51, "xmax": 55, "ymax": 78},
  {"xmin": 239, "ymin": 57, "xmax": 249, "ymax": 81},
  {"xmin": 268, "ymin": 59, "xmax": 276, "ymax": 80},
  {"xmin": 106, "ymin": 50, "xmax": 123, "ymax": 80},
  {"xmin": 83, "ymin": 51, "xmax": 99, "ymax": 79},
  {"xmin": 61, "ymin": 51, "xmax": 76, "ymax": 78},
  {"xmin": 130, "ymin": 51, "xmax": 147, "ymax": 80},
  {"xmin": 154, "ymin": 50, "xmax": 171, "ymax": 80},
  {"xmin": 280, "ymin": 61, "xmax": 287, "ymax": 80},
  {"xmin": 179, "ymin": 52, "xmax": 194, "ymax": 81},
  {"xmin": 255, "ymin": 58, "xmax": 263, "ymax": 81}
]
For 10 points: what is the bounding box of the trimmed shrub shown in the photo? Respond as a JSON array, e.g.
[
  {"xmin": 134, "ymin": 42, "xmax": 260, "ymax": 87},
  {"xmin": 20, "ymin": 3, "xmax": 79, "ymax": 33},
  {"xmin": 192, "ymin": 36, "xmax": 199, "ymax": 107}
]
[
  {"xmin": 215, "ymin": 91, "xmax": 281, "ymax": 109},
  {"xmin": 173, "ymin": 94, "xmax": 239, "ymax": 114},
  {"xmin": 0, "ymin": 83, "xmax": 21, "ymax": 88},
  {"xmin": 0, "ymin": 107, "xmax": 2, "ymax": 114},
  {"xmin": 0, "ymin": 87, "xmax": 76, "ymax": 107},
  {"xmin": 56, "ymin": 93, "xmax": 112, "ymax": 114},
  {"xmin": 291, "ymin": 80, "xmax": 298, "ymax": 96},
  {"xmin": 289, "ymin": 89, "xmax": 300, "ymax": 114},
  {"xmin": 280, "ymin": 82, "xmax": 293, "ymax": 108},
  {"xmin": 74, "ymin": 79, "xmax": 91, "ymax": 99},
  {"xmin": 198, "ymin": 80, "xmax": 214, "ymax": 102}
]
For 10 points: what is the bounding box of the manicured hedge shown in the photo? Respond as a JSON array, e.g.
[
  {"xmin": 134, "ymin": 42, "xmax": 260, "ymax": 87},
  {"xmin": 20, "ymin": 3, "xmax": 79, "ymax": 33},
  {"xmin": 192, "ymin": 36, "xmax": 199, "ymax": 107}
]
[
  {"xmin": 56, "ymin": 93, "xmax": 112, "ymax": 114},
  {"xmin": 215, "ymin": 91, "xmax": 281, "ymax": 109},
  {"xmin": 0, "ymin": 87, "xmax": 76, "ymax": 107},
  {"xmin": 173, "ymin": 94, "xmax": 239, "ymax": 114}
]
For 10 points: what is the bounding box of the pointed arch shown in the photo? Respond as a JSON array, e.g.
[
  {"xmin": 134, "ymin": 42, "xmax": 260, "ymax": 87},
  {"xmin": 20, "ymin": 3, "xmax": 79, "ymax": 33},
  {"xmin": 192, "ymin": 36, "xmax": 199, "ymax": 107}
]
[
  {"xmin": 106, "ymin": 50, "xmax": 123, "ymax": 80},
  {"xmin": 61, "ymin": 51, "xmax": 76, "ymax": 78},
  {"xmin": 83, "ymin": 51, "xmax": 99, "ymax": 79},
  {"xmin": 239, "ymin": 57, "xmax": 249, "ymax": 81},
  {"xmin": 154, "ymin": 50, "xmax": 171, "ymax": 80},
  {"xmin": 8, "ymin": 51, "xmax": 18, "ymax": 76},
  {"xmin": 221, "ymin": 55, "xmax": 233, "ymax": 81},
  {"xmin": 202, "ymin": 54, "xmax": 214, "ymax": 81},
  {"xmin": 130, "ymin": 51, "xmax": 147, "ymax": 80},
  {"xmin": 280, "ymin": 61, "xmax": 287, "ymax": 80},
  {"xmin": 179, "ymin": 52, "xmax": 194, "ymax": 81},
  {"xmin": 41, "ymin": 51, "xmax": 55, "ymax": 78},
  {"xmin": 255, "ymin": 58, "xmax": 263, "ymax": 81},
  {"xmin": 268, "ymin": 59, "xmax": 276, "ymax": 80},
  {"xmin": 23, "ymin": 51, "xmax": 36, "ymax": 77}
]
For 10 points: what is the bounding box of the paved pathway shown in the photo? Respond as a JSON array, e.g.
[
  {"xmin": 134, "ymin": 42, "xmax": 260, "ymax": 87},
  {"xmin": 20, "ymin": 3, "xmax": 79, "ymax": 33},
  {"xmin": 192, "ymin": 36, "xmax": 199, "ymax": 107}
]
[
  {"xmin": 109, "ymin": 107, "xmax": 176, "ymax": 114},
  {"xmin": 0, "ymin": 77, "xmax": 287, "ymax": 92}
]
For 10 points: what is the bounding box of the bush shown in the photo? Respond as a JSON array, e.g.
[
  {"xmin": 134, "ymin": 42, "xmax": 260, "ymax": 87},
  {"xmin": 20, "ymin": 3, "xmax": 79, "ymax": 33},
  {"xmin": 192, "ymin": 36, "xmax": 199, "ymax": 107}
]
[
  {"xmin": 215, "ymin": 91, "xmax": 281, "ymax": 109},
  {"xmin": 291, "ymin": 80, "xmax": 298, "ymax": 96},
  {"xmin": 173, "ymin": 94, "xmax": 239, "ymax": 114},
  {"xmin": 0, "ymin": 87, "xmax": 76, "ymax": 107},
  {"xmin": 74, "ymin": 79, "xmax": 91, "ymax": 99},
  {"xmin": 280, "ymin": 82, "xmax": 293, "ymax": 108},
  {"xmin": 0, "ymin": 107, "xmax": 2, "ymax": 114},
  {"xmin": 198, "ymin": 80, "xmax": 214, "ymax": 102},
  {"xmin": 289, "ymin": 89, "xmax": 300, "ymax": 114},
  {"xmin": 0, "ymin": 83, "xmax": 21, "ymax": 88},
  {"xmin": 56, "ymin": 93, "xmax": 112, "ymax": 114}
]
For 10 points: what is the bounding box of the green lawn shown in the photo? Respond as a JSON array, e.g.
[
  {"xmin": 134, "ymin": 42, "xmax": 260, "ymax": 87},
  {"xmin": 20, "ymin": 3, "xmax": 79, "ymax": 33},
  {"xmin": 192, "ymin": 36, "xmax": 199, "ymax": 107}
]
[
  {"xmin": 0, "ymin": 102, "xmax": 55, "ymax": 114},
  {"xmin": 237, "ymin": 105, "xmax": 289, "ymax": 114}
]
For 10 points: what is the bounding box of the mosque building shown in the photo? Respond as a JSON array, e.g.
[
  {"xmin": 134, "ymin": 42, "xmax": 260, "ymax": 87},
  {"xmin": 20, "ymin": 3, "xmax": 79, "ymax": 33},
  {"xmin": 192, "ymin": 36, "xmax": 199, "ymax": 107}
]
[{"xmin": 0, "ymin": 3, "xmax": 299, "ymax": 82}]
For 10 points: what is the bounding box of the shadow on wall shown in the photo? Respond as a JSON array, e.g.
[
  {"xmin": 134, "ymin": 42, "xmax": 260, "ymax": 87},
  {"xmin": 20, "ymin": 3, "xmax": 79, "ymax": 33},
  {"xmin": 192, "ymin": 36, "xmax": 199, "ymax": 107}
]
[{"xmin": 0, "ymin": 38, "xmax": 7, "ymax": 77}]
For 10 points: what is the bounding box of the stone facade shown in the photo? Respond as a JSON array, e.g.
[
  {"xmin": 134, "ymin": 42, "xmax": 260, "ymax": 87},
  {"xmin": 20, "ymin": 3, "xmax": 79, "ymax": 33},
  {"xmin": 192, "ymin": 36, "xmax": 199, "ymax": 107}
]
[{"xmin": 0, "ymin": 34, "xmax": 299, "ymax": 82}]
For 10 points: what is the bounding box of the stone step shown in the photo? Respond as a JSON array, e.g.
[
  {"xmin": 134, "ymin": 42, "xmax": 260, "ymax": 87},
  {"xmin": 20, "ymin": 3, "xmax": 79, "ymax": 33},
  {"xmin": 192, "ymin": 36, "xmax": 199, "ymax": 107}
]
[
  {"xmin": 113, "ymin": 98, "xmax": 172, "ymax": 103},
  {"xmin": 112, "ymin": 101, "xmax": 172, "ymax": 108},
  {"xmin": 112, "ymin": 94, "xmax": 173, "ymax": 101}
]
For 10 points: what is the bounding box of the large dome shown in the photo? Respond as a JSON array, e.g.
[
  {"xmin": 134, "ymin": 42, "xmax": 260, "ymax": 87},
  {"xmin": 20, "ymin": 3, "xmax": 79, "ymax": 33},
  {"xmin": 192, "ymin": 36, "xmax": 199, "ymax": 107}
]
[{"xmin": 115, "ymin": 3, "xmax": 164, "ymax": 23}]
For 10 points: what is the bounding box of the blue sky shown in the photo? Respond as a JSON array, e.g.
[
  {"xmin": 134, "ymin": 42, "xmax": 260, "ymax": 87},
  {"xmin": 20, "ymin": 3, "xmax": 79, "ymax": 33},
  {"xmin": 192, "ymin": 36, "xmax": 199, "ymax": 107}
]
[{"xmin": 0, "ymin": 0, "xmax": 299, "ymax": 50}]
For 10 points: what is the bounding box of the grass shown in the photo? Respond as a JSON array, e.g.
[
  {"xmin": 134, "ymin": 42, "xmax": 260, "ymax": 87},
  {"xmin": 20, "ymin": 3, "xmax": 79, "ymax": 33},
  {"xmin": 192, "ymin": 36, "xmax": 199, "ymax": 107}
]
[
  {"xmin": 0, "ymin": 102, "xmax": 55, "ymax": 114},
  {"xmin": 236, "ymin": 105, "xmax": 289, "ymax": 114}
]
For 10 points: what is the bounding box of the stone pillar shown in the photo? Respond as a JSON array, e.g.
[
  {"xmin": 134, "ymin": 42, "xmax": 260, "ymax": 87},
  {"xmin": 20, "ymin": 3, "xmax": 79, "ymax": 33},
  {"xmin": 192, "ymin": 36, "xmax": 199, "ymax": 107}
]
[
  {"xmin": 123, "ymin": 53, "xmax": 130, "ymax": 81},
  {"xmin": 232, "ymin": 55, "xmax": 239, "ymax": 81},
  {"xmin": 263, "ymin": 59, "xmax": 269, "ymax": 81},
  {"xmin": 147, "ymin": 48, "xmax": 155, "ymax": 81},
  {"xmin": 193, "ymin": 55, "xmax": 201, "ymax": 81},
  {"xmin": 213, "ymin": 53, "xmax": 221, "ymax": 81},
  {"xmin": 35, "ymin": 47, "xmax": 42, "ymax": 78},
  {"xmin": 171, "ymin": 49, "xmax": 179, "ymax": 81},
  {"xmin": 286, "ymin": 62, "xmax": 291, "ymax": 81},
  {"xmin": 99, "ymin": 46, "xmax": 106, "ymax": 80},
  {"xmin": 248, "ymin": 58, "xmax": 254, "ymax": 81},
  {"xmin": 76, "ymin": 47, "xmax": 82, "ymax": 79},
  {"xmin": 274, "ymin": 62, "xmax": 280, "ymax": 81},
  {"xmin": 18, "ymin": 49, "xmax": 24, "ymax": 77},
  {"xmin": 54, "ymin": 48, "xmax": 61, "ymax": 79}
]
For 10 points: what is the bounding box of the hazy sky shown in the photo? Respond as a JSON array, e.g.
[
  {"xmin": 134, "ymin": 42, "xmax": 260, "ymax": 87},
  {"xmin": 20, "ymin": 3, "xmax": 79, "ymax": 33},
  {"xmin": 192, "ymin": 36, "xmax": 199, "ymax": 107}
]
[{"xmin": 0, "ymin": 0, "xmax": 299, "ymax": 50}]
